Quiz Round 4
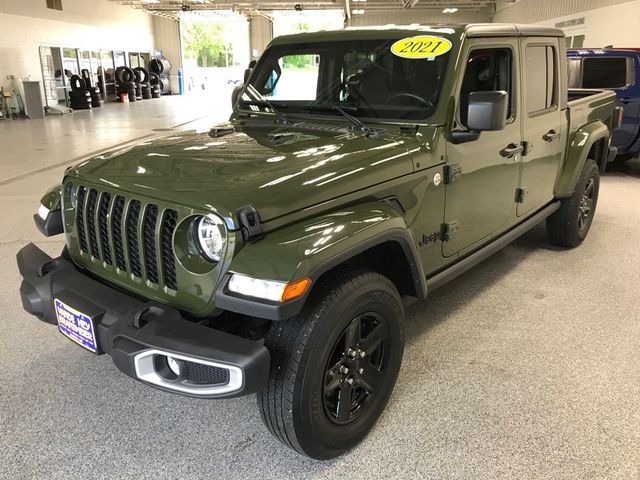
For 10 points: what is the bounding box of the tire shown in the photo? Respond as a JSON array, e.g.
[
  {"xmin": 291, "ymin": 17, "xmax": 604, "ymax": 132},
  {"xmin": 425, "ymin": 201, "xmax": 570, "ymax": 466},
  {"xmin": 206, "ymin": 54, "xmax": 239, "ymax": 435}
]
[
  {"xmin": 258, "ymin": 269, "xmax": 405, "ymax": 459},
  {"xmin": 115, "ymin": 66, "xmax": 135, "ymax": 84},
  {"xmin": 149, "ymin": 72, "xmax": 160, "ymax": 86},
  {"xmin": 69, "ymin": 90, "xmax": 90, "ymax": 99},
  {"xmin": 149, "ymin": 58, "xmax": 170, "ymax": 75},
  {"xmin": 90, "ymin": 95, "xmax": 103, "ymax": 107},
  {"xmin": 69, "ymin": 74, "xmax": 86, "ymax": 92},
  {"xmin": 81, "ymin": 69, "xmax": 92, "ymax": 88},
  {"xmin": 547, "ymin": 158, "xmax": 600, "ymax": 247},
  {"xmin": 133, "ymin": 67, "xmax": 149, "ymax": 84}
]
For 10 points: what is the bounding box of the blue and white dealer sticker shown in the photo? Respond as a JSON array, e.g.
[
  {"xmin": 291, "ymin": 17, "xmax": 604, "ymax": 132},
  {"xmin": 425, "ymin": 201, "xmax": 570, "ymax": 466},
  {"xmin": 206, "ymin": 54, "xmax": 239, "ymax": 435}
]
[{"xmin": 54, "ymin": 299, "xmax": 98, "ymax": 352}]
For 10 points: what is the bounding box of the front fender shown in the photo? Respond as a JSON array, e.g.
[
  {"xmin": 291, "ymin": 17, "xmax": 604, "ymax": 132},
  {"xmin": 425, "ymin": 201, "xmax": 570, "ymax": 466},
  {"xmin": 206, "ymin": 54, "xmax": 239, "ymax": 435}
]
[
  {"xmin": 555, "ymin": 121, "xmax": 609, "ymax": 198},
  {"xmin": 214, "ymin": 201, "xmax": 426, "ymax": 320}
]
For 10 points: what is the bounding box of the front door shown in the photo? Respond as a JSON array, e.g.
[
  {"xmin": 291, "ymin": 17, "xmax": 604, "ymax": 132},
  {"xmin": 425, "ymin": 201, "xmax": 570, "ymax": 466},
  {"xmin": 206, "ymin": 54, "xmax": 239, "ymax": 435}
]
[{"xmin": 443, "ymin": 40, "xmax": 522, "ymax": 257}]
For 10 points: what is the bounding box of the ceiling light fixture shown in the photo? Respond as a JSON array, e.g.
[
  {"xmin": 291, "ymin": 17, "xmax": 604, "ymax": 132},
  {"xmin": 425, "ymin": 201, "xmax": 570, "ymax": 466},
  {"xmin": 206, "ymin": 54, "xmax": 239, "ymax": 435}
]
[
  {"xmin": 442, "ymin": 7, "xmax": 458, "ymax": 13},
  {"xmin": 352, "ymin": 8, "xmax": 366, "ymax": 14}
]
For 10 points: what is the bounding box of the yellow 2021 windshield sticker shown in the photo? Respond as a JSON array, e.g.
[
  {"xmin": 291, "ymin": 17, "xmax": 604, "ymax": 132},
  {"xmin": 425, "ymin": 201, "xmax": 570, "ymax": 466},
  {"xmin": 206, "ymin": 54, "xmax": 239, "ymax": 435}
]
[{"xmin": 391, "ymin": 36, "xmax": 452, "ymax": 59}]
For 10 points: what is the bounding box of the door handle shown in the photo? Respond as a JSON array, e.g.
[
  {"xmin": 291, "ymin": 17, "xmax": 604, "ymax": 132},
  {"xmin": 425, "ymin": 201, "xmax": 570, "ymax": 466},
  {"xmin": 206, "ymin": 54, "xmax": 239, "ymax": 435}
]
[
  {"xmin": 542, "ymin": 129, "xmax": 561, "ymax": 142},
  {"xmin": 500, "ymin": 143, "xmax": 524, "ymax": 158},
  {"xmin": 621, "ymin": 97, "xmax": 632, "ymax": 104}
]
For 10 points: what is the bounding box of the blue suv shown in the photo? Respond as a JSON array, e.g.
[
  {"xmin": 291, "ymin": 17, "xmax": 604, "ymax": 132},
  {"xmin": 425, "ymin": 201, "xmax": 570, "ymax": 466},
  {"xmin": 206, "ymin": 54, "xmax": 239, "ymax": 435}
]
[{"xmin": 568, "ymin": 48, "xmax": 640, "ymax": 161}]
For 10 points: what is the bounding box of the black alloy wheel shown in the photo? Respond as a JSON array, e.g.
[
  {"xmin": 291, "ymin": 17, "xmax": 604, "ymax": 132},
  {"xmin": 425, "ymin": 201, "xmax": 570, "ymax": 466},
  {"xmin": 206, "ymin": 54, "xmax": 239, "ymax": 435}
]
[{"xmin": 323, "ymin": 312, "xmax": 389, "ymax": 425}]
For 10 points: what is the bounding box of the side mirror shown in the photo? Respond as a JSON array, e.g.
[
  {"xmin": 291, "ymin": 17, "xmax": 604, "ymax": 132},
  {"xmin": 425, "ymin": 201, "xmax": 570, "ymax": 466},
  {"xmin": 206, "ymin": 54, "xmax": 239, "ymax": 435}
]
[
  {"xmin": 467, "ymin": 90, "xmax": 508, "ymax": 131},
  {"xmin": 231, "ymin": 84, "xmax": 243, "ymax": 107}
]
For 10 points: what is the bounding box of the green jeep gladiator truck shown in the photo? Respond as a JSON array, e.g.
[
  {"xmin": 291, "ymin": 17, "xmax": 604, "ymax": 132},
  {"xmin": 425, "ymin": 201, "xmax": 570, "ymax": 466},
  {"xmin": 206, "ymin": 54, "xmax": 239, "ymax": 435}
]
[{"xmin": 18, "ymin": 24, "xmax": 620, "ymax": 459}]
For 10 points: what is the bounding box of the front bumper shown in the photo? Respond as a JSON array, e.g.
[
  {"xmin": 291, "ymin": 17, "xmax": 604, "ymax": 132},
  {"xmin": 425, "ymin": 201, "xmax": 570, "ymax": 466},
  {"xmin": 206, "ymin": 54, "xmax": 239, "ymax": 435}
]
[{"xmin": 17, "ymin": 243, "xmax": 270, "ymax": 399}]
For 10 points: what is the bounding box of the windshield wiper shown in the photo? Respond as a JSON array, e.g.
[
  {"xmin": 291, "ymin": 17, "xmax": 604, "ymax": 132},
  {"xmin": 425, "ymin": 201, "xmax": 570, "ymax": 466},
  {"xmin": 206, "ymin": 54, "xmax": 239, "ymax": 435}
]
[
  {"xmin": 303, "ymin": 103, "xmax": 381, "ymax": 136},
  {"xmin": 240, "ymin": 99, "xmax": 292, "ymax": 125}
]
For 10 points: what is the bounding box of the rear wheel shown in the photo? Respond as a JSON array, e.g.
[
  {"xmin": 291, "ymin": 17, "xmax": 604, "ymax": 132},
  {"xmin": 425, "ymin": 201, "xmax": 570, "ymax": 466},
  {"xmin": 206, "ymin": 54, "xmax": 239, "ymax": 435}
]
[
  {"xmin": 547, "ymin": 159, "xmax": 600, "ymax": 247},
  {"xmin": 258, "ymin": 270, "xmax": 404, "ymax": 459}
]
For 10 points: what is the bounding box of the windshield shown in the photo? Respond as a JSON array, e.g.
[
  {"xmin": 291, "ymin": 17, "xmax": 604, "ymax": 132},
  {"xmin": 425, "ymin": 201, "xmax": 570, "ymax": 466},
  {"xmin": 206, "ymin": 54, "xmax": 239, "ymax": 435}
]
[{"xmin": 239, "ymin": 37, "xmax": 451, "ymax": 121}]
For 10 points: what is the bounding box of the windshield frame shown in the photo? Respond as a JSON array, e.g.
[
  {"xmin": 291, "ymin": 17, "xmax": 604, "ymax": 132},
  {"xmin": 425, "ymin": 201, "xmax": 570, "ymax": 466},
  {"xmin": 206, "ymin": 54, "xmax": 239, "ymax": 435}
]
[{"xmin": 235, "ymin": 32, "xmax": 460, "ymax": 126}]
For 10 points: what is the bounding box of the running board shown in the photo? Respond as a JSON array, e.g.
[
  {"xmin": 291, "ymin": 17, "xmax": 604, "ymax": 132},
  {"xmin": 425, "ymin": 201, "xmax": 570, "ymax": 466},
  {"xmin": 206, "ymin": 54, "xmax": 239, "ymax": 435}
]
[{"xmin": 426, "ymin": 201, "xmax": 561, "ymax": 292}]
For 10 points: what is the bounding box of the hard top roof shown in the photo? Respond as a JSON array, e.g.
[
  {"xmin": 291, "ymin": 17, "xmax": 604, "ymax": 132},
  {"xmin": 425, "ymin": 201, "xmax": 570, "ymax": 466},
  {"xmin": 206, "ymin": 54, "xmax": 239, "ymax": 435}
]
[{"xmin": 269, "ymin": 23, "xmax": 564, "ymax": 46}]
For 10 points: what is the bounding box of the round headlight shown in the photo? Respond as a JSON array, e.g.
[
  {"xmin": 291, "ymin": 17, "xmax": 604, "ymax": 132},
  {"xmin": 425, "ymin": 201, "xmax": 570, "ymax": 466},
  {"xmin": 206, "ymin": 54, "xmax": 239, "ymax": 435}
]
[
  {"xmin": 69, "ymin": 184, "xmax": 79, "ymax": 209},
  {"xmin": 195, "ymin": 215, "xmax": 226, "ymax": 262}
]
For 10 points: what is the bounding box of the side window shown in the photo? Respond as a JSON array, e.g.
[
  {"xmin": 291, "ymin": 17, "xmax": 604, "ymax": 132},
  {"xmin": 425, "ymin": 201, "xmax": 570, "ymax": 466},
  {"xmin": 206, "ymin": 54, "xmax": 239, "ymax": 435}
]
[
  {"xmin": 459, "ymin": 48, "xmax": 513, "ymax": 127},
  {"xmin": 260, "ymin": 54, "xmax": 320, "ymax": 101},
  {"xmin": 582, "ymin": 57, "xmax": 631, "ymax": 88},
  {"xmin": 525, "ymin": 45, "xmax": 556, "ymax": 114}
]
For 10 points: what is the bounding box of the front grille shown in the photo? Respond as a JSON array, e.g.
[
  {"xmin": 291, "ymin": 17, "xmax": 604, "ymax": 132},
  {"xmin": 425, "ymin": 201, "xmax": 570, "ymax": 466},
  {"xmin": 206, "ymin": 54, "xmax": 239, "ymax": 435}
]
[
  {"xmin": 73, "ymin": 184, "xmax": 179, "ymax": 290},
  {"xmin": 183, "ymin": 361, "xmax": 230, "ymax": 385}
]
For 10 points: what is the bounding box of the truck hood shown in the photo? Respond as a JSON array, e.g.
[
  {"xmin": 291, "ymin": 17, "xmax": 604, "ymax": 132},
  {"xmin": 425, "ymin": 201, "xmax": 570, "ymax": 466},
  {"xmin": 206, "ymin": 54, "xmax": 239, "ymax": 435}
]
[{"xmin": 67, "ymin": 123, "xmax": 415, "ymax": 226}]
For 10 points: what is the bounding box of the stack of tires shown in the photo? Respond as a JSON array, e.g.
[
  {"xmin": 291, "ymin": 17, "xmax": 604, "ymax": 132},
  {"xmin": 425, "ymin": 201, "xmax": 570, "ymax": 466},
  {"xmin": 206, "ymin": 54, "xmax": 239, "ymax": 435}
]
[
  {"xmin": 81, "ymin": 69, "xmax": 104, "ymax": 108},
  {"xmin": 149, "ymin": 58, "xmax": 171, "ymax": 95},
  {"xmin": 133, "ymin": 67, "xmax": 153, "ymax": 100},
  {"xmin": 68, "ymin": 74, "xmax": 101, "ymax": 110},
  {"xmin": 115, "ymin": 66, "xmax": 138, "ymax": 102},
  {"xmin": 149, "ymin": 73, "xmax": 162, "ymax": 99}
]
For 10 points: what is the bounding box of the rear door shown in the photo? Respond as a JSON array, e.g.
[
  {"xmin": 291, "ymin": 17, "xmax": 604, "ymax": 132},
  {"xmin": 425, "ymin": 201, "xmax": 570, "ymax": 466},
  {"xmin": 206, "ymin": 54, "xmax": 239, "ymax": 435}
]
[
  {"xmin": 443, "ymin": 39, "xmax": 522, "ymax": 256},
  {"xmin": 581, "ymin": 54, "xmax": 640, "ymax": 151},
  {"xmin": 517, "ymin": 38, "xmax": 565, "ymax": 216}
]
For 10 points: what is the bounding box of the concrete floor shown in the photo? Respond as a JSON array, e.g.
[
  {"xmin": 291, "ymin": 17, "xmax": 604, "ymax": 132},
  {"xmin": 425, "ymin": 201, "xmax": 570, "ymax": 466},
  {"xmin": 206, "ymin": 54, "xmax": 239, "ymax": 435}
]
[{"xmin": 1, "ymin": 98, "xmax": 639, "ymax": 479}]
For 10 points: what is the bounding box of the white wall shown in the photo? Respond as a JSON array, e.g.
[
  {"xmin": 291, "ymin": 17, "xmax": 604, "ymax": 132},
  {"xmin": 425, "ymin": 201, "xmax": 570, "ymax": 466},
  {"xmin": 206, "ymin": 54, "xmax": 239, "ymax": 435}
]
[
  {"xmin": 152, "ymin": 16, "xmax": 182, "ymax": 93},
  {"xmin": 0, "ymin": 0, "xmax": 154, "ymax": 92},
  {"xmin": 529, "ymin": 0, "xmax": 640, "ymax": 47}
]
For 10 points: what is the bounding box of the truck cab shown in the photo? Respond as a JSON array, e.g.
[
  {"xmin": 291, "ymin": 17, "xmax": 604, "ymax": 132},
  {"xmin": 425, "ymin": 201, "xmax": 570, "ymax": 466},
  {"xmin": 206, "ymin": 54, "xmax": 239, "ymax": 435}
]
[{"xmin": 567, "ymin": 48, "xmax": 640, "ymax": 160}]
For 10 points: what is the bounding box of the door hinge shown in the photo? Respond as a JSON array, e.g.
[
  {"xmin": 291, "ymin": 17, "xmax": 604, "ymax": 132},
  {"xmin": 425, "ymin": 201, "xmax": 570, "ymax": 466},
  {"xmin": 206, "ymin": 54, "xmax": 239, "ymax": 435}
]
[
  {"xmin": 444, "ymin": 164, "xmax": 462, "ymax": 184},
  {"xmin": 515, "ymin": 187, "xmax": 529, "ymax": 204},
  {"xmin": 441, "ymin": 221, "xmax": 460, "ymax": 241}
]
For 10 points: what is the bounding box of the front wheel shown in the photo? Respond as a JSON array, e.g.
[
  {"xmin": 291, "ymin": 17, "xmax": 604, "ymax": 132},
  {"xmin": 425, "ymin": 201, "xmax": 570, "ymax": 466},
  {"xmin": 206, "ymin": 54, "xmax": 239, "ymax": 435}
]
[
  {"xmin": 257, "ymin": 270, "xmax": 404, "ymax": 459},
  {"xmin": 547, "ymin": 158, "xmax": 600, "ymax": 247}
]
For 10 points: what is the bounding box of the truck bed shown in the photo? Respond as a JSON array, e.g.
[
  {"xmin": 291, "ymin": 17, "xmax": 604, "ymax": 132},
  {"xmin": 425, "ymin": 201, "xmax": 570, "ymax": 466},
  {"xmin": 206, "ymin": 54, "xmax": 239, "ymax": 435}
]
[{"xmin": 568, "ymin": 88, "xmax": 613, "ymax": 105}]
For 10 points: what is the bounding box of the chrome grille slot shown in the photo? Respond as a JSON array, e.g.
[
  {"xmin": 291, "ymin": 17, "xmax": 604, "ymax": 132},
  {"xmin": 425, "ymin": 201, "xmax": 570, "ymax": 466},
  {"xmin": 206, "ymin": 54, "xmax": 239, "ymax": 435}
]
[{"xmin": 70, "ymin": 183, "xmax": 179, "ymax": 291}]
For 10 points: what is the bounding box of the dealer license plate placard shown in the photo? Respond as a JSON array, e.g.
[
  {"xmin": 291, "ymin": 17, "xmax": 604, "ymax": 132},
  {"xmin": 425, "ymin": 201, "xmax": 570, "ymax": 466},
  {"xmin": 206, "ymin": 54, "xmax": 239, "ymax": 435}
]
[{"xmin": 54, "ymin": 298, "xmax": 98, "ymax": 353}]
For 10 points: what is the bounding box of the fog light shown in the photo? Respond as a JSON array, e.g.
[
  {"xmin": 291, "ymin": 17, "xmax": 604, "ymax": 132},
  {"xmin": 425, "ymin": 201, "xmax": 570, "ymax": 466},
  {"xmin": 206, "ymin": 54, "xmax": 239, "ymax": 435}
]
[{"xmin": 167, "ymin": 356, "xmax": 182, "ymax": 376}]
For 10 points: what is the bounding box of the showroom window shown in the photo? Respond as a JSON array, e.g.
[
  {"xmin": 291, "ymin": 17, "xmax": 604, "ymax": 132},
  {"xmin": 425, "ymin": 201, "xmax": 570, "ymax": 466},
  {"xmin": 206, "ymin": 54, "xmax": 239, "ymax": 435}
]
[
  {"xmin": 459, "ymin": 47, "xmax": 514, "ymax": 127},
  {"xmin": 582, "ymin": 57, "xmax": 632, "ymax": 88},
  {"xmin": 46, "ymin": 0, "xmax": 63, "ymax": 10},
  {"xmin": 525, "ymin": 45, "xmax": 556, "ymax": 114}
]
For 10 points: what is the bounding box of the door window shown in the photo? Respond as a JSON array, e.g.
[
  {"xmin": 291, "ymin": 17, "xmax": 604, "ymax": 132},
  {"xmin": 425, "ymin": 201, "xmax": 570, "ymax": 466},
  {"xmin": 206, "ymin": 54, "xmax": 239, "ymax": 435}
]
[
  {"xmin": 582, "ymin": 57, "xmax": 632, "ymax": 88},
  {"xmin": 525, "ymin": 45, "xmax": 556, "ymax": 114},
  {"xmin": 459, "ymin": 48, "xmax": 513, "ymax": 127}
]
